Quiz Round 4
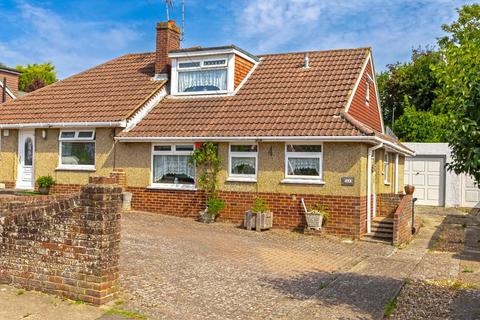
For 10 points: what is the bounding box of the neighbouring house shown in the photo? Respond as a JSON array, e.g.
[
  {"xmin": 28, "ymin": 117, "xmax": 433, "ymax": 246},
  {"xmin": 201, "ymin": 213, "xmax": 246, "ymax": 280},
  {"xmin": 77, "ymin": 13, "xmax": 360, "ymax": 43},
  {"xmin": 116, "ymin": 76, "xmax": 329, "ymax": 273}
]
[
  {"xmin": 0, "ymin": 65, "xmax": 21, "ymax": 103},
  {"xmin": 404, "ymin": 143, "xmax": 480, "ymax": 208},
  {"xmin": 0, "ymin": 20, "xmax": 414, "ymax": 239}
]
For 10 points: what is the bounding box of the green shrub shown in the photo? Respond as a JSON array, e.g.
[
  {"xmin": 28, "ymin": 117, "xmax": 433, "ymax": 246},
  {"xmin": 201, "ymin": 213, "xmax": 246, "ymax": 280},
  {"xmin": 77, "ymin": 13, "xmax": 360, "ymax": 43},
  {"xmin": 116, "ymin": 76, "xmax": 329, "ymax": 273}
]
[
  {"xmin": 36, "ymin": 175, "xmax": 55, "ymax": 188},
  {"xmin": 252, "ymin": 197, "xmax": 269, "ymax": 213},
  {"xmin": 207, "ymin": 197, "xmax": 225, "ymax": 216}
]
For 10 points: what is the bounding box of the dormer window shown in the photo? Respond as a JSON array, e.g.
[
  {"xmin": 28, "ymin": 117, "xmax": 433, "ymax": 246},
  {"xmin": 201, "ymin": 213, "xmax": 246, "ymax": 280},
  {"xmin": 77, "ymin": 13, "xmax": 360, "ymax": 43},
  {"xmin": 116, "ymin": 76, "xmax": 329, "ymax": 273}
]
[
  {"xmin": 177, "ymin": 58, "xmax": 228, "ymax": 93},
  {"xmin": 169, "ymin": 45, "xmax": 260, "ymax": 96}
]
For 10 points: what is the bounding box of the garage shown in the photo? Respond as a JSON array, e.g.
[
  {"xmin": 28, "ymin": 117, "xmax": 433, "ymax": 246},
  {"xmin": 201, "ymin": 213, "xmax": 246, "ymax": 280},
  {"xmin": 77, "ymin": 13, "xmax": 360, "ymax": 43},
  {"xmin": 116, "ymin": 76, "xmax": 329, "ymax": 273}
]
[
  {"xmin": 404, "ymin": 156, "xmax": 445, "ymax": 206},
  {"xmin": 462, "ymin": 175, "xmax": 480, "ymax": 208},
  {"xmin": 404, "ymin": 142, "xmax": 480, "ymax": 208}
]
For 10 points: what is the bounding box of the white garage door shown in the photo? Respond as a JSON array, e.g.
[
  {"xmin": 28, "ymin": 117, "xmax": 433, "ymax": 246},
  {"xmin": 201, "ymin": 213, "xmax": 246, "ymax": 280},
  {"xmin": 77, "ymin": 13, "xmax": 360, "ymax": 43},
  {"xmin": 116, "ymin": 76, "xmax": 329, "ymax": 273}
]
[
  {"xmin": 462, "ymin": 175, "xmax": 480, "ymax": 208},
  {"xmin": 404, "ymin": 157, "xmax": 444, "ymax": 206}
]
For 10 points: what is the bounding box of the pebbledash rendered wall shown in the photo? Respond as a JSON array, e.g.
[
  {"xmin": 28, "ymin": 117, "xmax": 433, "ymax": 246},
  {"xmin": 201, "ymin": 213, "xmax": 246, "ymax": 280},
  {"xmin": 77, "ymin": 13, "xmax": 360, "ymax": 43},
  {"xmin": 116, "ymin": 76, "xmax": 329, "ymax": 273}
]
[
  {"xmin": 0, "ymin": 176, "xmax": 121, "ymax": 305},
  {"xmin": 0, "ymin": 130, "xmax": 405, "ymax": 238}
]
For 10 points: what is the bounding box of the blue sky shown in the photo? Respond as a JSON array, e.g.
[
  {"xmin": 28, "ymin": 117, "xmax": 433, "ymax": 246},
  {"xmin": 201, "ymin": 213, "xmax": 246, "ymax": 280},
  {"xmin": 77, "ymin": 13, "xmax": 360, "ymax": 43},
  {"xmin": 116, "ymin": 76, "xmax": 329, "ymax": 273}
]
[{"xmin": 0, "ymin": 0, "xmax": 474, "ymax": 78}]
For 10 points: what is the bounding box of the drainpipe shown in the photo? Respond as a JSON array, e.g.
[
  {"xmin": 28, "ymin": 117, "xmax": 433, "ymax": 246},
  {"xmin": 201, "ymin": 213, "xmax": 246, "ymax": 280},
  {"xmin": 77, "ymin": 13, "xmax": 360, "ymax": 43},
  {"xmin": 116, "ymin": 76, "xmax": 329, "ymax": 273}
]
[
  {"xmin": 412, "ymin": 197, "xmax": 418, "ymax": 234},
  {"xmin": 367, "ymin": 142, "xmax": 383, "ymax": 233}
]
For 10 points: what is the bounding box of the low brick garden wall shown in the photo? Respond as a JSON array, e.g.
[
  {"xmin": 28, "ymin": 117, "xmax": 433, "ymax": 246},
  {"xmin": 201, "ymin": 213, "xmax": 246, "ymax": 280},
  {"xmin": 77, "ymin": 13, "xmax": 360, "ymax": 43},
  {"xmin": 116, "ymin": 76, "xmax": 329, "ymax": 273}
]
[
  {"xmin": 0, "ymin": 176, "xmax": 122, "ymax": 305},
  {"xmin": 127, "ymin": 187, "xmax": 367, "ymax": 238},
  {"xmin": 377, "ymin": 193, "xmax": 404, "ymax": 218},
  {"xmin": 393, "ymin": 194, "xmax": 414, "ymax": 246}
]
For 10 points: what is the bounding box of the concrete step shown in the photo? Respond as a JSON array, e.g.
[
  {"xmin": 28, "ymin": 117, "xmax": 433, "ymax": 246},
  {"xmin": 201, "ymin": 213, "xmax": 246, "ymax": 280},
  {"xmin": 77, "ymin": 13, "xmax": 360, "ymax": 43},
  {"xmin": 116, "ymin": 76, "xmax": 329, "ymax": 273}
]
[
  {"xmin": 0, "ymin": 189, "xmax": 16, "ymax": 195},
  {"xmin": 369, "ymin": 231, "xmax": 393, "ymax": 240},
  {"xmin": 361, "ymin": 234, "xmax": 393, "ymax": 245},
  {"xmin": 371, "ymin": 226, "xmax": 393, "ymax": 233},
  {"xmin": 373, "ymin": 217, "xmax": 394, "ymax": 224}
]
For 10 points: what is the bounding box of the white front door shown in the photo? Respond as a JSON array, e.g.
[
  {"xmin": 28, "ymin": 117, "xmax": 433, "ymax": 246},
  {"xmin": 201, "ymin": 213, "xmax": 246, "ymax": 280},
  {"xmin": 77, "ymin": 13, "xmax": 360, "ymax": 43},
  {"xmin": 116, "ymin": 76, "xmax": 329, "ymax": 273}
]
[
  {"xmin": 461, "ymin": 175, "xmax": 480, "ymax": 208},
  {"xmin": 404, "ymin": 157, "xmax": 444, "ymax": 206},
  {"xmin": 16, "ymin": 129, "xmax": 35, "ymax": 190}
]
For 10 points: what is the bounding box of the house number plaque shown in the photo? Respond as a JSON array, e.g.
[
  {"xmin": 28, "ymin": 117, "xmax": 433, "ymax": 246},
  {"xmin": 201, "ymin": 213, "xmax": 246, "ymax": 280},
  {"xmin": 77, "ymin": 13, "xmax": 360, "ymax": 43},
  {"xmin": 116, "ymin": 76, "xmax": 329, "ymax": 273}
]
[{"xmin": 341, "ymin": 177, "xmax": 355, "ymax": 186}]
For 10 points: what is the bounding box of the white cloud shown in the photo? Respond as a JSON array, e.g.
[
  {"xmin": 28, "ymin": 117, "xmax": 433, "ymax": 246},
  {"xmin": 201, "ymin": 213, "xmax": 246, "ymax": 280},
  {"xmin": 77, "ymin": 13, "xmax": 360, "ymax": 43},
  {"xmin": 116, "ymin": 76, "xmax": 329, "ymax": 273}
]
[
  {"xmin": 0, "ymin": 2, "xmax": 142, "ymax": 78},
  {"xmin": 235, "ymin": 0, "xmax": 473, "ymax": 69}
]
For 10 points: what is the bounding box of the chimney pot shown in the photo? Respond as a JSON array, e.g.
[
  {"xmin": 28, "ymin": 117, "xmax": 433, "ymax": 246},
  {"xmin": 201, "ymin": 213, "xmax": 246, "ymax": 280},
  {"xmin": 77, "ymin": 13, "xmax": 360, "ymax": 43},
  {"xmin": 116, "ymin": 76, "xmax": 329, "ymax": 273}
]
[{"xmin": 155, "ymin": 20, "xmax": 181, "ymax": 80}]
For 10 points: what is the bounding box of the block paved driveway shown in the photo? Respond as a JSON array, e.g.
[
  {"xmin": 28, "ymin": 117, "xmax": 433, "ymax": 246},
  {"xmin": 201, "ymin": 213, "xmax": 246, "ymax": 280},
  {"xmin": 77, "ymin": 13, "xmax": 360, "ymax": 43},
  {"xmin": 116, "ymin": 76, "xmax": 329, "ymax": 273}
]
[{"xmin": 119, "ymin": 212, "xmax": 399, "ymax": 319}]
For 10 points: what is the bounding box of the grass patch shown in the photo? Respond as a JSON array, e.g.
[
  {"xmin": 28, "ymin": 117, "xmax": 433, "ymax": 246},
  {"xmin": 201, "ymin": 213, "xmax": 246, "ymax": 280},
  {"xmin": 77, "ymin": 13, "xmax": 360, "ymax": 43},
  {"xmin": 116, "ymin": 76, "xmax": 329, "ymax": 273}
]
[
  {"xmin": 104, "ymin": 308, "xmax": 147, "ymax": 319},
  {"xmin": 462, "ymin": 267, "xmax": 474, "ymax": 273},
  {"xmin": 70, "ymin": 299, "xmax": 86, "ymax": 305},
  {"xmin": 428, "ymin": 279, "xmax": 480, "ymax": 290},
  {"xmin": 17, "ymin": 289, "xmax": 25, "ymax": 296},
  {"xmin": 462, "ymin": 222, "xmax": 468, "ymax": 229},
  {"xmin": 114, "ymin": 299, "xmax": 125, "ymax": 305},
  {"xmin": 318, "ymin": 283, "xmax": 328, "ymax": 289},
  {"xmin": 384, "ymin": 298, "xmax": 397, "ymax": 317}
]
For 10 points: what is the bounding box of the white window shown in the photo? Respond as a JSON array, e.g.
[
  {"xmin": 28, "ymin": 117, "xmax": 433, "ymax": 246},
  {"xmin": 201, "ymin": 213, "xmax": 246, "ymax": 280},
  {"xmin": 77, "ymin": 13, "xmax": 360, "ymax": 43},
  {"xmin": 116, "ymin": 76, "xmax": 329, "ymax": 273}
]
[
  {"xmin": 176, "ymin": 57, "xmax": 228, "ymax": 94},
  {"xmin": 58, "ymin": 130, "xmax": 96, "ymax": 170},
  {"xmin": 384, "ymin": 152, "xmax": 390, "ymax": 184},
  {"xmin": 284, "ymin": 144, "xmax": 323, "ymax": 184},
  {"xmin": 151, "ymin": 144, "xmax": 196, "ymax": 189},
  {"xmin": 228, "ymin": 144, "xmax": 258, "ymax": 181}
]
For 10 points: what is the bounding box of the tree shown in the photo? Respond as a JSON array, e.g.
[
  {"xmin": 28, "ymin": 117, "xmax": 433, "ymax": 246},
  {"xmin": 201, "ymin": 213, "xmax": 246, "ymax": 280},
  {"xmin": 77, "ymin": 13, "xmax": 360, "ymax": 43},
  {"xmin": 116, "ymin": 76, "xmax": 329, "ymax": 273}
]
[
  {"xmin": 15, "ymin": 63, "xmax": 57, "ymax": 92},
  {"xmin": 393, "ymin": 97, "xmax": 447, "ymax": 142},
  {"xmin": 433, "ymin": 4, "xmax": 480, "ymax": 184},
  {"xmin": 377, "ymin": 47, "xmax": 442, "ymax": 127}
]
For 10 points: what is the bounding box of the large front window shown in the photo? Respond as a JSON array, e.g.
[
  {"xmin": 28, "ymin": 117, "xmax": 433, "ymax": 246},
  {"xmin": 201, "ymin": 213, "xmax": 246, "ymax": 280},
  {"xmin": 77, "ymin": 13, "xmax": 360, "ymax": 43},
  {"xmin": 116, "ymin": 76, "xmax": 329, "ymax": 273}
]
[
  {"xmin": 152, "ymin": 144, "xmax": 195, "ymax": 188},
  {"xmin": 176, "ymin": 58, "xmax": 228, "ymax": 93},
  {"xmin": 58, "ymin": 130, "xmax": 95, "ymax": 170},
  {"xmin": 285, "ymin": 144, "xmax": 323, "ymax": 180}
]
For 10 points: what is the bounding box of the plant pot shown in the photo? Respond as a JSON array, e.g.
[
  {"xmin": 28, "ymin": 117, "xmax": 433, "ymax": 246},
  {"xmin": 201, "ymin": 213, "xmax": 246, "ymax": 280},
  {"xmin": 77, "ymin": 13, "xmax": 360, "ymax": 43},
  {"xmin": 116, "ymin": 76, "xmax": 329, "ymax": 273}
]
[
  {"xmin": 198, "ymin": 208, "xmax": 217, "ymax": 223},
  {"xmin": 305, "ymin": 213, "xmax": 324, "ymax": 230},
  {"xmin": 244, "ymin": 210, "xmax": 273, "ymax": 231},
  {"xmin": 38, "ymin": 186, "xmax": 50, "ymax": 195},
  {"xmin": 122, "ymin": 192, "xmax": 132, "ymax": 211},
  {"xmin": 404, "ymin": 184, "xmax": 415, "ymax": 195}
]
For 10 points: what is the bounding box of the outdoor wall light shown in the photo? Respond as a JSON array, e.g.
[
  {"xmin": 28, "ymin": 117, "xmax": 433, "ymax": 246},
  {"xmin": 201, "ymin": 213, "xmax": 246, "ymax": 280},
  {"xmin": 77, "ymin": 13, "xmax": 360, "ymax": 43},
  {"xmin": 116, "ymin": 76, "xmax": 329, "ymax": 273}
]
[{"xmin": 41, "ymin": 129, "xmax": 47, "ymax": 139}]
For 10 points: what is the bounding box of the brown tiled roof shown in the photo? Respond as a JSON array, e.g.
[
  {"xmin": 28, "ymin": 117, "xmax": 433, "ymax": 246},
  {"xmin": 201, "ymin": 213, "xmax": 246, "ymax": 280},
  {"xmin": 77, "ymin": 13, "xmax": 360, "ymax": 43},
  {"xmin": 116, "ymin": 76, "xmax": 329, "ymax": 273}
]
[
  {"xmin": 0, "ymin": 53, "xmax": 163, "ymax": 125},
  {"xmin": 120, "ymin": 48, "xmax": 371, "ymax": 138}
]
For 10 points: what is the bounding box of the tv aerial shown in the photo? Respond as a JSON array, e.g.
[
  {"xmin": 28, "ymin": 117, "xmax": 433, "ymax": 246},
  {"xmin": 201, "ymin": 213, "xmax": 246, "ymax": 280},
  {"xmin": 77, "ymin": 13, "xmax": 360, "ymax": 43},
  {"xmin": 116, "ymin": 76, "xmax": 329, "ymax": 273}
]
[{"xmin": 165, "ymin": 0, "xmax": 185, "ymax": 41}]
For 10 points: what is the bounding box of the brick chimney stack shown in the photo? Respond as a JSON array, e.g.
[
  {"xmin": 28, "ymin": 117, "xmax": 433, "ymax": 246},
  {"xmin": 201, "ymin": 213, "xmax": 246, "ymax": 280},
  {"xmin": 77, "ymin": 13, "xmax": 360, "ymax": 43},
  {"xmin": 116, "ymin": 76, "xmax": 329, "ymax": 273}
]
[{"xmin": 155, "ymin": 20, "xmax": 181, "ymax": 80}]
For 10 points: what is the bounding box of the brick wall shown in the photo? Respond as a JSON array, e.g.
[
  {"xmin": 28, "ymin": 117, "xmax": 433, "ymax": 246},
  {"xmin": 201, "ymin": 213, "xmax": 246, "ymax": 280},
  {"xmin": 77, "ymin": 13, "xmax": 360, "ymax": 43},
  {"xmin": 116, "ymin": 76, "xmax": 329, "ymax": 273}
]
[
  {"xmin": 0, "ymin": 176, "xmax": 122, "ymax": 304},
  {"xmin": 377, "ymin": 193, "xmax": 404, "ymax": 218},
  {"xmin": 0, "ymin": 69, "xmax": 20, "ymax": 101},
  {"xmin": 128, "ymin": 187, "xmax": 367, "ymax": 238},
  {"xmin": 393, "ymin": 194, "xmax": 413, "ymax": 246}
]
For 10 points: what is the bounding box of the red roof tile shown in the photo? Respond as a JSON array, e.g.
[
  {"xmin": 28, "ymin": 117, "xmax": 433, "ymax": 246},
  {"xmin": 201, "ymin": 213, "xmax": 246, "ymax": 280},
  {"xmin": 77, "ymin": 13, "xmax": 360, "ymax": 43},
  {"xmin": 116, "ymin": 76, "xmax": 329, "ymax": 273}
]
[
  {"xmin": 0, "ymin": 53, "xmax": 162, "ymax": 125},
  {"xmin": 120, "ymin": 48, "xmax": 371, "ymax": 138}
]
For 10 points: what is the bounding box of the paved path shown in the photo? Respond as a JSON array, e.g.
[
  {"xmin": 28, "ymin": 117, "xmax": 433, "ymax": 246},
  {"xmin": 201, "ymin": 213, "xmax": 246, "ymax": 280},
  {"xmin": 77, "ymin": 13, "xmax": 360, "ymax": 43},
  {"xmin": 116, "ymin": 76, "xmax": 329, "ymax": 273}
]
[{"xmin": 0, "ymin": 208, "xmax": 470, "ymax": 319}]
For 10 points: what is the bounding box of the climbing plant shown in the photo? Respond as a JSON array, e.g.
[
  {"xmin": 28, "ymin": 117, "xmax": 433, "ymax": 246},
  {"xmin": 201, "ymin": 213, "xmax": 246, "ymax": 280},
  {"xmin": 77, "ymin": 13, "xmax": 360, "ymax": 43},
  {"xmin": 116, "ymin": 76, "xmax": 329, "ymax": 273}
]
[{"xmin": 190, "ymin": 142, "xmax": 225, "ymax": 213}]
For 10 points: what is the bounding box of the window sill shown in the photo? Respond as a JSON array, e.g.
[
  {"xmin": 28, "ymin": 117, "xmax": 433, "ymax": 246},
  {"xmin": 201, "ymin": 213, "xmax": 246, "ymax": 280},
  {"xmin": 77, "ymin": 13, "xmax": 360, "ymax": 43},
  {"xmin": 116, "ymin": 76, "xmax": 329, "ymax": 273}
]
[
  {"xmin": 281, "ymin": 178, "xmax": 325, "ymax": 185},
  {"xmin": 226, "ymin": 177, "xmax": 257, "ymax": 183},
  {"xmin": 147, "ymin": 184, "xmax": 197, "ymax": 191},
  {"xmin": 55, "ymin": 166, "xmax": 96, "ymax": 172}
]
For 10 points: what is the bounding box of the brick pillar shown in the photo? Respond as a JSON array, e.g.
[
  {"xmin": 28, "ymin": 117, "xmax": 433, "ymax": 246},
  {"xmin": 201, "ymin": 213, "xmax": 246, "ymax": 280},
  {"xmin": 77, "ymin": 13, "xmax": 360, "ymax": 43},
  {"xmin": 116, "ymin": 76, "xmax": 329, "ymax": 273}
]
[
  {"xmin": 110, "ymin": 168, "xmax": 127, "ymax": 191},
  {"xmin": 78, "ymin": 176, "xmax": 122, "ymax": 304},
  {"xmin": 155, "ymin": 20, "xmax": 181, "ymax": 78}
]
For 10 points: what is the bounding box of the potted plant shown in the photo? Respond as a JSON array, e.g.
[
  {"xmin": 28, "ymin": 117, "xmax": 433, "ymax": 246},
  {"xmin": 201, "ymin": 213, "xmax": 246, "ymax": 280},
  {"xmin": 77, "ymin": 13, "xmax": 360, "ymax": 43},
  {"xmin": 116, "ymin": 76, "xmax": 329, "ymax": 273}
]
[
  {"xmin": 244, "ymin": 197, "xmax": 273, "ymax": 231},
  {"xmin": 36, "ymin": 175, "xmax": 55, "ymax": 195},
  {"xmin": 305, "ymin": 203, "xmax": 330, "ymax": 230},
  {"xmin": 199, "ymin": 197, "xmax": 226, "ymax": 223},
  {"xmin": 191, "ymin": 142, "xmax": 226, "ymax": 223}
]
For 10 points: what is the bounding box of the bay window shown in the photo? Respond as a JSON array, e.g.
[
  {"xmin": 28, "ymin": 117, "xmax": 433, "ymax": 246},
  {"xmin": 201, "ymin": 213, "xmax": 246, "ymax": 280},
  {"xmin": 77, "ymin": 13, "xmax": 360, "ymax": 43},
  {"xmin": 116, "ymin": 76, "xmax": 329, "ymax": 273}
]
[
  {"xmin": 284, "ymin": 144, "xmax": 323, "ymax": 183},
  {"xmin": 58, "ymin": 130, "xmax": 95, "ymax": 170},
  {"xmin": 151, "ymin": 144, "xmax": 195, "ymax": 189},
  {"xmin": 228, "ymin": 144, "xmax": 258, "ymax": 181}
]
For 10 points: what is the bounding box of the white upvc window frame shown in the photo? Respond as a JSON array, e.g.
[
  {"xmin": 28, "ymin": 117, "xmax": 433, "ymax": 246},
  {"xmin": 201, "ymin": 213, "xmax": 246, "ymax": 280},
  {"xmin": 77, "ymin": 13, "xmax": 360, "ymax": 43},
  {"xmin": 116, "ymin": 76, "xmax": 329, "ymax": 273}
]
[
  {"xmin": 171, "ymin": 54, "xmax": 234, "ymax": 96},
  {"xmin": 149, "ymin": 143, "xmax": 196, "ymax": 190},
  {"xmin": 384, "ymin": 151, "xmax": 390, "ymax": 185},
  {"xmin": 227, "ymin": 143, "xmax": 258, "ymax": 182},
  {"xmin": 282, "ymin": 143, "xmax": 325, "ymax": 185},
  {"xmin": 57, "ymin": 129, "xmax": 96, "ymax": 171}
]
